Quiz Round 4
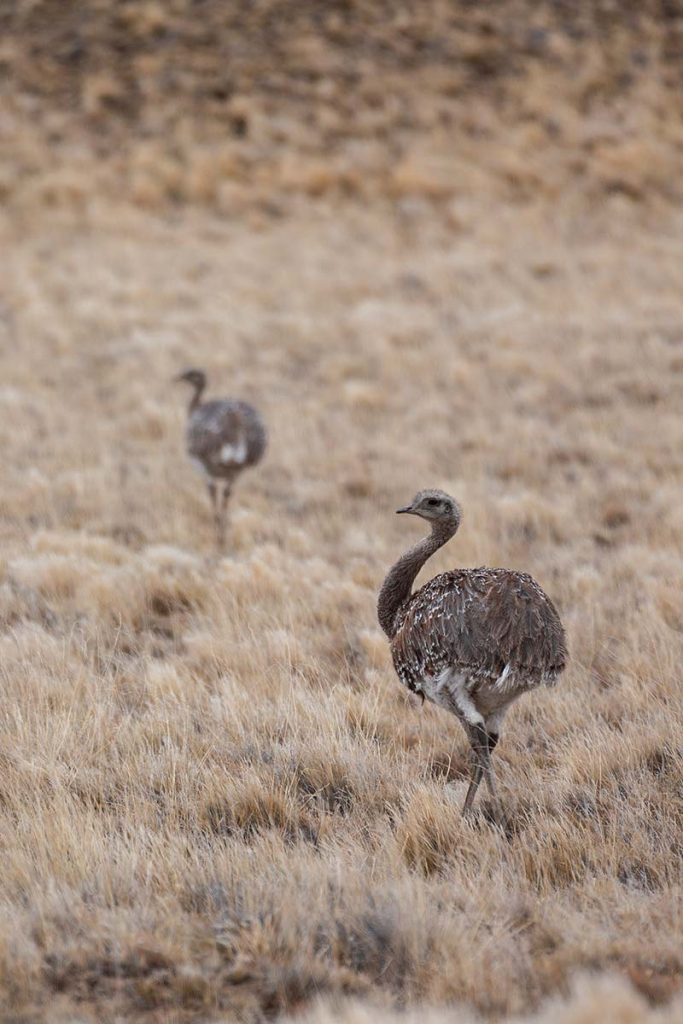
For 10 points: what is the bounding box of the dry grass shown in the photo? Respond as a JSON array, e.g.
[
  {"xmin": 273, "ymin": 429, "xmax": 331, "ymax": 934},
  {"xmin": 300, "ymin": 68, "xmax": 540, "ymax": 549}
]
[
  {"xmin": 1, "ymin": 3, "xmax": 683, "ymax": 1022},
  {"xmin": 1, "ymin": 193, "xmax": 681, "ymax": 1022}
]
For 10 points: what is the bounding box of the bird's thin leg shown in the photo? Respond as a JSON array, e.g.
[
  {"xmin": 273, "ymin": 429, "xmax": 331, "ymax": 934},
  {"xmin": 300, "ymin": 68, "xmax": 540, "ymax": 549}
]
[
  {"xmin": 480, "ymin": 731, "xmax": 506, "ymax": 827},
  {"xmin": 462, "ymin": 759, "xmax": 483, "ymax": 815},
  {"xmin": 208, "ymin": 480, "xmax": 219, "ymax": 531},
  {"xmin": 482, "ymin": 757, "xmax": 504, "ymax": 824},
  {"xmin": 216, "ymin": 481, "xmax": 232, "ymax": 550},
  {"xmin": 462, "ymin": 722, "xmax": 488, "ymax": 816},
  {"xmin": 440, "ymin": 680, "xmax": 506, "ymax": 825},
  {"xmin": 463, "ymin": 723, "xmax": 505, "ymax": 826}
]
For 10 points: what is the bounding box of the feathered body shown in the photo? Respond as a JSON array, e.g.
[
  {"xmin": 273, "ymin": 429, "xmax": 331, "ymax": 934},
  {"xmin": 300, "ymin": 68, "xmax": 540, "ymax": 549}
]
[
  {"xmin": 187, "ymin": 398, "xmax": 266, "ymax": 481},
  {"xmin": 378, "ymin": 489, "xmax": 567, "ymax": 821},
  {"xmin": 391, "ymin": 567, "xmax": 565, "ymax": 716}
]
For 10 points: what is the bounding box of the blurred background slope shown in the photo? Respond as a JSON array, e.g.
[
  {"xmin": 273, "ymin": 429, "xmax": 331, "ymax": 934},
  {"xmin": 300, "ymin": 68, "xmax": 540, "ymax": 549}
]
[
  {"xmin": 1, "ymin": 4, "xmax": 683, "ymax": 1023},
  {"xmin": 2, "ymin": 0, "xmax": 682, "ymax": 213}
]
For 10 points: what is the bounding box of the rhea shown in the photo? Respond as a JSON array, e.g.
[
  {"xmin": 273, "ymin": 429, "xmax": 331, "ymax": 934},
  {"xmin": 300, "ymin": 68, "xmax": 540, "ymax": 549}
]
[
  {"xmin": 378, "ymin": 489, "xmax": 567, "ymax": 823},
  {"xmin": 175, "ymin": 368, "xmax": 266, "ymax": 547}
]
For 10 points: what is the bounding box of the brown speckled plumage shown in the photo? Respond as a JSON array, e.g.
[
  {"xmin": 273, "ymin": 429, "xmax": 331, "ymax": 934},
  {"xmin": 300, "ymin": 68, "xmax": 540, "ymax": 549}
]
[
  {"xmin": 187, "ymin": 398, "xmax": 266, "ymax": 479},
  {"xmin": 378, "ymin": 489, "xmax": 567, "ymax": 823},
  {"xmin": 392, "ymin": 567, "xmax": 566, "ymax": 698},
  {"xmin": 176, "ymin": 368, "xmax": 266, "ymax": 546}
]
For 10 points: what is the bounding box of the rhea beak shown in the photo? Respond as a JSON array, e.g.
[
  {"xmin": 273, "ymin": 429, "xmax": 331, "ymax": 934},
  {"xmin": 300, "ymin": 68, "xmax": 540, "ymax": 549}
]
[{"xmin": 396, "ymin": 505, "xmax": 414, "ymax": 515}]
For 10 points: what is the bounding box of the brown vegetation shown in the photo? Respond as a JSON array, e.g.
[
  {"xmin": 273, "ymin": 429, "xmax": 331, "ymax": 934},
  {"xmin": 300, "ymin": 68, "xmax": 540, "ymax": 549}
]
[{"xmin": 1, "ymin": 2, "xmax": 682, "ymax": 1021}]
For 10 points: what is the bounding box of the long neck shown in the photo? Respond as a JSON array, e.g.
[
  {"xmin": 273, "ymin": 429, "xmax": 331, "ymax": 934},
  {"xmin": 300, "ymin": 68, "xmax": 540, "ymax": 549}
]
[
  {"xmin": 188, "ymin": 380, "xmax": 206, "ymax": 414},
  {"xmin": 377, "ymin": 518, "xmax": 456, "ymax": 637}
]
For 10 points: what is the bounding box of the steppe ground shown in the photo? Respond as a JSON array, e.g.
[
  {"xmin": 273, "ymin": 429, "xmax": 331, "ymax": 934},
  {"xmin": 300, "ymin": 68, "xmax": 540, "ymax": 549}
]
[{"xmin": 1, "ymin": 3, "xmax": 683, "ymax": 1022}]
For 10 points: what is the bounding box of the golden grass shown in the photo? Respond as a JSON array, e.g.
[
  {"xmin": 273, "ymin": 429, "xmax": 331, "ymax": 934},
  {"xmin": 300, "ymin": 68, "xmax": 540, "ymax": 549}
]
[{"xmin": 1, "ymin": 158, "xmax": 682, "ymax": 1021}]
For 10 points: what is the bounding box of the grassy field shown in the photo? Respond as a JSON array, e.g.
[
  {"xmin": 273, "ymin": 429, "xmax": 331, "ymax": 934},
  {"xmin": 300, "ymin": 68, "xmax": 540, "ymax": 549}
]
[{"xmin": 1, "ymin": 3, "xmax": 683, "ymax": 1022}]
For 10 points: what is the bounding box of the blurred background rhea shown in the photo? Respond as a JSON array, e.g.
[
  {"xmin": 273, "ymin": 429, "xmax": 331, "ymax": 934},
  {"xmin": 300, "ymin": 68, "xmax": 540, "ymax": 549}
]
[{"xmin": 0, "ymin": 4, "xmax": 682, "ymax": 1023}]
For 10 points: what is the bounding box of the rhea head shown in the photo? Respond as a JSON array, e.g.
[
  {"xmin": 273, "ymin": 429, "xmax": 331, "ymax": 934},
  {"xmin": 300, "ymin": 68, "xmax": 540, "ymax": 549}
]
[
  {"xmin": 175, "ymin": 367, "xmax": 207, "ymax": 391},
  {"xmin": 396, "ymin": 488, "xmax": 462, "ymax": 530}
]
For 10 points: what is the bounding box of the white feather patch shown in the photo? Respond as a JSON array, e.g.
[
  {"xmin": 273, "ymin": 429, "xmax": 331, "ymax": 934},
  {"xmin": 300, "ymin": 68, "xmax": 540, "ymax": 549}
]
[
  {"xmin": 220, "ymin": 437, "xmax": 247, "ymax": 464},
  {"xmin": 419, "ymin": 668, "xmax": 485, "ymax": 727},
  {"xmin": 494, "ymin": 662, "xmax": 515, "ymax": 692}
]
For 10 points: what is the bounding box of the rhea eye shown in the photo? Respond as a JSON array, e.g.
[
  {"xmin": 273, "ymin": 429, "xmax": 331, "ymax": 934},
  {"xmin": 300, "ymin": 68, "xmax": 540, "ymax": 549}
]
[{"xmin": 427, "ymin": 498, "xmax": 439, "ymax": 507}]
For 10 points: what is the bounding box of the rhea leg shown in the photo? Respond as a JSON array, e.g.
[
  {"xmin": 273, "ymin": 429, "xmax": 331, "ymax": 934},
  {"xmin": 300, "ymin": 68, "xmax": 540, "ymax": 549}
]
[
  {"xmin": 464, "ymin": 723, "xmax": 505, "ymax": 825},
  {"xmin": 463, "ymin": 723, "xmax": 489, "ymax": 815},
  {"xmin": 480, "ymin": 705, "xmax": 511, "ymax": 819},
  {"xmin": 433, "ymin": 671, "xmax": 506, "ymax": 824},
  {"xmin": 462, "ymin": 731, "xmax": 502, "ymax": 815},
  {"xmin": 215, "ymin": 480, "xmax": 233, "ymax": 549},
  {"xmin": 207, "ymin": 480, "xmax": 220, "ymax": 537},
  {"xmin": 480, "ymin": 733, "xmax": 503, "ymax": 815},
  {"xmin": 462, "ymin": 758, "xmax": 483, "ymax": 815}
]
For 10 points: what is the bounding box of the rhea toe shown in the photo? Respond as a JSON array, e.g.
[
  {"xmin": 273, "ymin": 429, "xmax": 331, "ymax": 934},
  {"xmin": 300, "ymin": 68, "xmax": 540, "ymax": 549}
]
[{"xmin": 378, "ymin": 489, "xmax": 567, "ymax": 824}]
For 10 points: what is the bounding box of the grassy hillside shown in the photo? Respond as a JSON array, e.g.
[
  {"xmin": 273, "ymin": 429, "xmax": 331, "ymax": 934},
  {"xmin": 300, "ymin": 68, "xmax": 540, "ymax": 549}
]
[
  {"xmin": 2, "ymin": 0, "xmax": 682, "ymax": 211},
  {"xmin": 1, "ymin": 3, "xmax": 682, "ymax": 1021}
]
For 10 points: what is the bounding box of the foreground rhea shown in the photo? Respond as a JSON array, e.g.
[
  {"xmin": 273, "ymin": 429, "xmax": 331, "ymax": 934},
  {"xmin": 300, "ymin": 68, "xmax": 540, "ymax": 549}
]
[
  {"xmin": 378, "ymin": 489, "xmax": 567, "ymax": 823},
  {"xmin": 176, "ymin": 368, "xmax": 266, "ymax": 547}
]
